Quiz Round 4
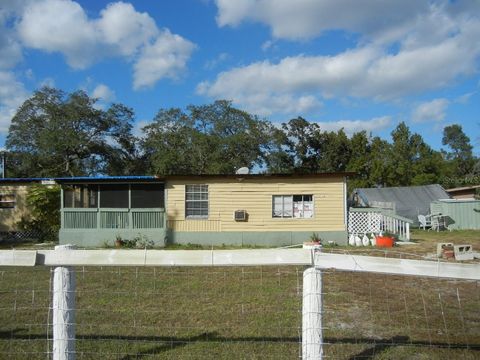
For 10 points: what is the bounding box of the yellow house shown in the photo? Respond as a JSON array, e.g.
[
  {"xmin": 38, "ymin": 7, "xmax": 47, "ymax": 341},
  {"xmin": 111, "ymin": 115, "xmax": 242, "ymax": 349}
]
[
  {"xmin": 58, "ymin": 173, "xmax": 351, "ymax": 247},
  {"xmin": 0, "ymin": 178, "xmax": 55, "ymax": 234},
  {"xmin": 161, "ymin": 173, "xmax": 349, "ymax": 246}
]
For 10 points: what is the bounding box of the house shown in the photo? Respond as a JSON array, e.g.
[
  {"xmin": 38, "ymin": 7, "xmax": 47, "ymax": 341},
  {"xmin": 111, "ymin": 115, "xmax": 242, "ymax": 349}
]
[
  {"xmin": 0, "ymin": 178, "xmax": 55, "ymax": 238},
  {"xmin": 351, "ymin": 184, "xmax": 450, "ymax": 225},
  {"xmin": 446, "ymin": 185, "xmax": 480, "ymax": 200},
  {"xmin": 57, "ymin": 173, "xmax": 351, "ymax": 247}
]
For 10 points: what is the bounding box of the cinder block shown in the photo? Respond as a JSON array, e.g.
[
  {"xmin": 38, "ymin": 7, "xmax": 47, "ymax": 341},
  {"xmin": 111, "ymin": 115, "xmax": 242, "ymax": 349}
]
[
  {"xmin": 454, "ymin": 244, "xmax": 474, "ymax": 261},
  {"xmin": 436, "ymin": 242, "xmax": 454, "ymax": 258}
]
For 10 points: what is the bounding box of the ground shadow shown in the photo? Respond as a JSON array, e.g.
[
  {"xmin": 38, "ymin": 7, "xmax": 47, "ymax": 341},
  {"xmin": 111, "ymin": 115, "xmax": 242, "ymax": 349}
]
[{"xmin": 1, "ymin": 330, "xmax": 479, "ymax": 358}]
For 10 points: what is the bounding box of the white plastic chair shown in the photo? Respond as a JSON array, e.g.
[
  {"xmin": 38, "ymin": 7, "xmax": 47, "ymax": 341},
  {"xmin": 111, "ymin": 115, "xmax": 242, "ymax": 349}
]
[{"xmin": 418, "ymin": 214, "xmax": 431, "ymax": 230}]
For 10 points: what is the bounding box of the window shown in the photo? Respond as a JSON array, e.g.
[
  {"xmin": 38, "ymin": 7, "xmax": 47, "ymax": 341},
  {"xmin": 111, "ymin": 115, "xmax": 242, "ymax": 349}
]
[
  {"xmin": 272, "ymin": 195, "xmax": 313, "ymax": 218},
  {"xmin": 185, "ymin": 184, "xmax": 208, "ymax": 218},
  {"xmin": 131, "ymin": 184, "xmax": 165, "ymax": 208},
  {"xmin": 0, "ymin": 194, "xmax": 15, "ymax": 209},
  {"xmin": 63, "ymin": 185, "xmax": 98, "ymax": 208}
]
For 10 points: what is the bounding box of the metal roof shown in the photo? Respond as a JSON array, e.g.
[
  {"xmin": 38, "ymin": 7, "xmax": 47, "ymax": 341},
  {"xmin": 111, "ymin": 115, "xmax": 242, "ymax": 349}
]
[
  {"xmin": 0, "ymin": 177, "xmax": 54, "ymax": 183},
  {"xmin": 157, "ymin": 172, "xmax": 354, "ymax": 180},
  {"xmin": 0, "ymin": 172, "xmax": 353, "ymax": 184},
  {"xmin": 54, "ymin": 176, "xmax": 159, "ymax": 183},
  {"xmin": 353, "ymin": 184, "xmax": 450, "ymax": 224}
]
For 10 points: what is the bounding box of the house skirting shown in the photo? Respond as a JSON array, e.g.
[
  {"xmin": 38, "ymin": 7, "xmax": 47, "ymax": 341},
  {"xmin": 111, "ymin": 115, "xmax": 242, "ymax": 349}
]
[
  {"xmin": 59, "ymin": 229, "xmax": 167, "ymax": 248},
  {"xmin": 59, "ymin": 229, "xmax": 347, "ymax": 248},
  {"xmin": 167, "ymin": 230, "xmax": 348, "ymax": 247}
]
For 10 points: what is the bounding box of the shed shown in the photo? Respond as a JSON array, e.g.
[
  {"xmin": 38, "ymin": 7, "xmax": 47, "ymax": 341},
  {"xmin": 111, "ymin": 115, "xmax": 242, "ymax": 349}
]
[
  {"xmin": 430, "ymin": 199, "xmax": 480, "ymax": 230},
  {"xmin": 352, "ymin": 184, "xmax": 450, "ymax": 225}
]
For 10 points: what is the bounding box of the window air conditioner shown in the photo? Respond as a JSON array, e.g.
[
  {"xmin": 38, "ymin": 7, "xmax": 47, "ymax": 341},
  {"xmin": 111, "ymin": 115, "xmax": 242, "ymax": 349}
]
[{"xmin": 234, "ymin": 210, "xmax": 247, "ymax": 221}]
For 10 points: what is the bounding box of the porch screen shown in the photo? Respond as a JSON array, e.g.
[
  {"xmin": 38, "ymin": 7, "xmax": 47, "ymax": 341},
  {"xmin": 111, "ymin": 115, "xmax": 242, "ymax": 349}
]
[
  {"xmin": 99, "ymin": 185, "xmax": 129, "ymax": 208},
  {"xmin": 63, "ymin": 185, "xmax": 98, "ymax": 208},
  {"xmin": 131, "ymin": 184, "xmax": 165, "ymax": 208}
]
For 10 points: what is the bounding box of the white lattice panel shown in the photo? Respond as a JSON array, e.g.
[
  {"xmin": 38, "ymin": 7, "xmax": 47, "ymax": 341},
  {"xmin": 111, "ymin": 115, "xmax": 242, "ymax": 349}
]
[{"xmin": 348, "ymin": 211, "xmax": 382, "ymax": 234}]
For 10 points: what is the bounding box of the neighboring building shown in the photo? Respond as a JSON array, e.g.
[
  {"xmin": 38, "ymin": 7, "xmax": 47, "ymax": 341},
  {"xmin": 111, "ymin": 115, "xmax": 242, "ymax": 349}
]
[
  {"xmin": 57, "ymin": 173, "xmax": 351, "ymax": 247},
  {"xmin": 431, "ymin": 199, "xmax": 480, "ymax": 230},
  {"xmin": 0, "ymin": 178, "xmax": 54, "ymax": 234},
  {"xmin": 351, "ymin": 184, "xmax": 450, "ymax": 225},
  {"xmin": 446, "ymin": 185, "xmax": 480, "ymax": 200}
]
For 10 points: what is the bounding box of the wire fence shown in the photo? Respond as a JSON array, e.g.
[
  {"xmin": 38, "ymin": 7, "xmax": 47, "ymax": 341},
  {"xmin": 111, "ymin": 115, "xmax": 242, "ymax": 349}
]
[{"xmin": 0, "ymin": 262, "xmax": 479, "ymax": 359}]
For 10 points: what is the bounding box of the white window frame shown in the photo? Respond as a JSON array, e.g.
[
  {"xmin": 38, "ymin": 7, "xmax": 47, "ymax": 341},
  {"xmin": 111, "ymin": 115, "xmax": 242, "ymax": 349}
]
[
  {"xmin": 272, "ymin": 194, "xmax": 314, "ymax": 219},
  {"xmin": 185, "ymin": 184, "xmax": 209, "ymax": 219}
]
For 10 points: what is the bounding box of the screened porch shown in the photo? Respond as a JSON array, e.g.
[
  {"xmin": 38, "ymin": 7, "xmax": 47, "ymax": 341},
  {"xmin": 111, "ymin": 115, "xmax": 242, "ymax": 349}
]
[{"xmin": 59, "ymin": 179, "xmax": 167, "ymax": 246}]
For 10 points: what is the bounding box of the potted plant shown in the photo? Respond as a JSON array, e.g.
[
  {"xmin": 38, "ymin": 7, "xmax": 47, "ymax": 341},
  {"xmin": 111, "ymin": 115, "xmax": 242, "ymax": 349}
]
[
  {"xmin": 114, "ymin": 235, "xmax": 124, "ymax": 248},
  {"xmin": 375, "ymin": 232, "xmax": 396, "ymax": 248}
]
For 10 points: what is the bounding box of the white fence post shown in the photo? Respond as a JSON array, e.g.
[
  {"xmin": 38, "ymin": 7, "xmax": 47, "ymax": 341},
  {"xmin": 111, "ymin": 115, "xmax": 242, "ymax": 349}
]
[
  {"xmin": 53, "ymin": 245, "xmax": 76, "ymax": 360},
  {"xmin": 302, "ymin": 267, "xmax": 323, "ymax": 360}
]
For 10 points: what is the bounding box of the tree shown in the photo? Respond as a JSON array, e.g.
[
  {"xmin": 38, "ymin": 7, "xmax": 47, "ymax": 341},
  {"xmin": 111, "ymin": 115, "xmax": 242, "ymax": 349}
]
[
  {"xmin": 442, "ymin": 124, "xmax": 475, "ymax": 177},
  {"xmin": 368, "ymin": 136, "xmax": 394, "ymax": 187},
  {"xmin": 383, "ymin": 122, "xmax": 445, "ymax": 186},
  {"xmin": 6, "ymin": 87, "xmax": 138, "ymax": 177},
  {"xmin": 313, "ymin": 129, "xmax": 352, "ymax": 172},
  {"xmin": 274, "ymin": 117, "xmax": 321, "ymax": 173},
  {"xmin": 142, "ymin": 100, "xmax": 274, "ymax": 174},
  {"xmin": 346, "ymin": 131, "xmax": 372, "ymax": 189}
]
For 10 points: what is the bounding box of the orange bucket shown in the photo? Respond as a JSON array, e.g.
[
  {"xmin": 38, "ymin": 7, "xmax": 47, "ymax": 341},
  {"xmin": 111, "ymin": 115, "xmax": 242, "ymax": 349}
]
[{"xmin": 375, "ymin": 236, "xmax": 394, "ymax": 248}]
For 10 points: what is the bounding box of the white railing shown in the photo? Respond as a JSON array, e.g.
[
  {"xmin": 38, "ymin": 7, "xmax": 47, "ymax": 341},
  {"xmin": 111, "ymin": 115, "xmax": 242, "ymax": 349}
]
[
  {"xmin": 1, "ymin": 248, "xmax": 479, "ymax": 360},
  {"xmin": 348, "ymin": 208, "xmax": 413, "ymax": 241}
]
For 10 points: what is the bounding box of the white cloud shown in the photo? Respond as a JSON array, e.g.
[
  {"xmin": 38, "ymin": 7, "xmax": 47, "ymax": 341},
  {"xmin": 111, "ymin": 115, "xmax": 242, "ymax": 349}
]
[
  {"xmin": 14, "ymin": 0, "xmax": 195, "ymax": 88},
  {"xmin": 0, "ymin": 4, "xmax": 25, "ymax": 69},
  {"xmin": 204, "ymin": 52, "xmax": 230, "ymax": 70},
  {"xmin": 412, "ymin": 98, "xmax": 449, "ymax": 123},
  {"xmin": 202, "ymin": 1, "xmax": 480, "ymax": 116},
  {"xmin": 199, "ymin": 13, "xmax": 480, "ymax": 112},
  {"xmin": 215, "ymin": 0, "xmax": 427, "ymax": 41},
  {"xmin": 133, "ymin": 30, "xmax": 196, "ymax": 90},
  {"xmin": 314, "ymin": 116, "xmax": 392, "ymax": 136},
  {"xmin": 92, "ymin": 84, "xmax": 115, "ymax": 102},
  {"xmin": 96, "ymin": 2, "xmax": 158, "ymax": 57},
  {"xmin": 455, "ymin": 92, "xmax": 475, "ymax": 104},
  {"xmin": 39, "ymin": 77, "xmax": 56, "ymax": 88},
  {"xmin": 17, "ymin": 0, "xmax": 98, "ymax": 69},
  {"xmin": 0, "ymin": 71, "xmax": 28, "ymax": 133},
  {"xmin": 0, "ymin": 27, "xmax": 22, "ymax": 69}
]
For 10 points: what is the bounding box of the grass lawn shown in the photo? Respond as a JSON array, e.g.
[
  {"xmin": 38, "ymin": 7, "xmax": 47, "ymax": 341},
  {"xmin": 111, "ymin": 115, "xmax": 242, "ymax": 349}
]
[{"xmin": 0, "ymin": 230, "xmax": 479, "ymax": 359}]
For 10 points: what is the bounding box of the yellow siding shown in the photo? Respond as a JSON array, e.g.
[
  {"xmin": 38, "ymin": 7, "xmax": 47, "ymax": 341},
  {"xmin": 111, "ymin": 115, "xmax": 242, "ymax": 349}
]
[
  {"xmin": 0, "ymin": 185, "xmax": 30, "ymax": 232},
  {"xmin": 166, "ymin": 176, "xmax": 346, "ymax": 232}
]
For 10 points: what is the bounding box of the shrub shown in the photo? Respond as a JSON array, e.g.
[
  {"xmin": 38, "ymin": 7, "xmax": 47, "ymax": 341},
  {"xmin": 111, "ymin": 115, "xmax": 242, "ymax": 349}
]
[{"xmin": 17, "ymin": 184, "xmax": 60, "ymax": 242}]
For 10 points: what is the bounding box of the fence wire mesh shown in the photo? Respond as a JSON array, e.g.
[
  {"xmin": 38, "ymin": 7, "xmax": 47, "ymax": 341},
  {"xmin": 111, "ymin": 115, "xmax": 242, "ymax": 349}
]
[{"xmin": 0, "ymin": 264, "xmax": 479, "ymax": 359}]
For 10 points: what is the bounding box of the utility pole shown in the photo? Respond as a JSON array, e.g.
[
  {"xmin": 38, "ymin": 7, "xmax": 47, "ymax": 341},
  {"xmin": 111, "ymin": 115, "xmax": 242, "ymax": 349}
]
[{"xmin": 0, "ymin": 151, "xmax": 5, "ymax": 178}]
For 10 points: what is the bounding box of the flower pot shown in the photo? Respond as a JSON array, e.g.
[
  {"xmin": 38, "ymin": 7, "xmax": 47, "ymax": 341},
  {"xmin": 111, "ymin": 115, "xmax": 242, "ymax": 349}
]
[{"xmin": 375, "ymin": 236, "xmax": 394, "ymax": 248}]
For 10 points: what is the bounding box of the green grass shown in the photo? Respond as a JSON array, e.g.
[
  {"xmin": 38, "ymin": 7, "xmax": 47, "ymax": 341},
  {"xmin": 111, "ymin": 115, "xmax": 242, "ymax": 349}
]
[{"xmin": 0, "ymin": 230, "xmax": 479, "ymax": 358}]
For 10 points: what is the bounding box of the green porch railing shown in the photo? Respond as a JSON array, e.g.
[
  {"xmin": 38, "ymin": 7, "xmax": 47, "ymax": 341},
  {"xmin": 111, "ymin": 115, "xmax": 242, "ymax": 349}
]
[
  {"xmin": 63, "ymin": 210, "xmax": 97, "ymax": 229},
  {"xmin": 101, "ymin": 210, "xmax": 129, "ymax": 229},
  {"xmin": 61, "ymin": 208, "xmax": 165, "ymax": 230},
  {"xmin": 132, "ymin": 210, "xmax": 165, "ymax": 229}
]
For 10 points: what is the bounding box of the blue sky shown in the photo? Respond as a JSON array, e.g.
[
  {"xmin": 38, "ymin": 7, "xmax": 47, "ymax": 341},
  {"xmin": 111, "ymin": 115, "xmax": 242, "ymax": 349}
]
[{"xmin": 1, "ymin": 0, "xmax": 479, "ymax": 153}]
